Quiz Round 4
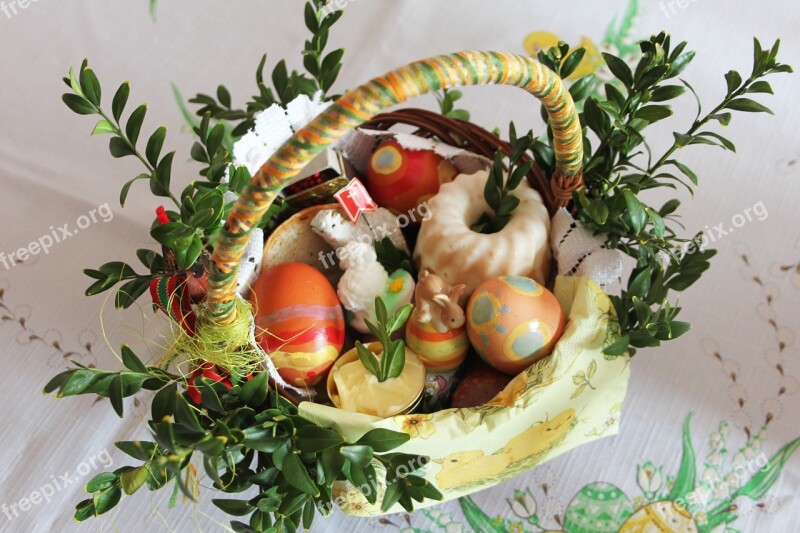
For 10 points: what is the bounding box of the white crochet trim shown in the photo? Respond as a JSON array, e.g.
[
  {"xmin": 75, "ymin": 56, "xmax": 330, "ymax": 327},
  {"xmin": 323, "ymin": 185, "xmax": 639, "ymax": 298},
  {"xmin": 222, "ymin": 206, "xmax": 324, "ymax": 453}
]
[{"xmin": 550, "ymin": 208, "xmax": 623, "ymax": 290}]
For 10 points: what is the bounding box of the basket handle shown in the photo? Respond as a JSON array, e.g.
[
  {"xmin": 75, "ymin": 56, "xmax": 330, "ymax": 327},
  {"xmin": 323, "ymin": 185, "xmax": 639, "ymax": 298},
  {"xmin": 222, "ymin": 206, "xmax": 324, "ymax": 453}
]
[{"xmin": 209, "ymin": 51, "xmax": 583, "ymax": 323}]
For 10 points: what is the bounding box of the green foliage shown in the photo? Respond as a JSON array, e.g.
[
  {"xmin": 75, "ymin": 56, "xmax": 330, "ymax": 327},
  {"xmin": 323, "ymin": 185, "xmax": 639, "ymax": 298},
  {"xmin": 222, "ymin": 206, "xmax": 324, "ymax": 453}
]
[
  {"xmin": 356, "ymin": 297, "xmax": 414, "ymax": 382},
  {"xmin": 471, "ymin": 125, "xmax": 535, "ymax": 234},
  {"xmin": 188, "ymin": 0, "xmax": 345, "ymax": 138},
  {"xmin": 435, "ymin": 88, "xmax": 470, "ymax": 121},
  {"xmin": 374, "ymin": 237, "xmax": 416, "ymax": 278},
  {"xmin": 536, "ymin": 35, "xmax": 791, "ymax": 356},
  {"xmin": 47, "ymin": 354, "xmax": 438, "ymax": 531}
]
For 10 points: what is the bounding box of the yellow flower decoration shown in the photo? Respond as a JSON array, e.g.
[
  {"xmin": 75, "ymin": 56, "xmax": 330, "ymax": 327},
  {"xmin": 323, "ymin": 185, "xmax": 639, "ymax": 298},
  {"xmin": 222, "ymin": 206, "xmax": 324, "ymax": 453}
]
[
  {"xmin": 394, "ymin": 413, "xmax": 436, "ymax": 439},
  {"xmin": 522, "ymin": 31, "xmax": 604, "ymax": 79}
]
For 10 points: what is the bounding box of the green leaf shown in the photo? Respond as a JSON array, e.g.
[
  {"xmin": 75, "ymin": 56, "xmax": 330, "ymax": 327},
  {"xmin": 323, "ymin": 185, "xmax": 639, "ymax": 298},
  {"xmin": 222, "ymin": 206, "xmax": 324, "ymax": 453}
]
[
  {"xmin": 696, "ymin": 131, "xmax": 736, "ymax": 152},
  {"xmin": 634, "ymin": 105, "xmax": 673, "ymax": 123},
  {"xmin": 119, "ymin": 174, "xmax": 149, "ymax": 207},
  {"xmin": 356, "ymin": 428, "xmax": 410, "ymax": 452},
  {"xmin": 282, "ymin": 453, "xmax": 319, "ymax": 496},
  {"xmin": 381, "ymin": 482, "xmax": 402, "ymax": 512},
  {"xmin": 603, "ymin": 335, "xmax": 630, "ymax": 356},
  {"xmin": 213, "ymin": 499, "xmax": 253, "ymax": 517},
  {"xmin": 86, "ymin": 472, "xmax": 117, "ymax": 492},
  {"xmin": 355, "ymin": 342, "xmax": 380, "ymax": 378},
  {"xmin": 724, "ymin": 70, "xmax": 742, "ymax": 95},
  {"xmin": 672, "ymin": 132, "xmax": 693, "ymax": 148},
  {"xmin": 237, "ymin": 370, "xmax": 269, "ymax": 406},
  {"xmin": 151, "ymin": 151, "xmax": 175, "ymax": 197},
  {"xmin": 109, "ymin": 137, "xmax": 135, "ymax": 158},
  {"xmin": 109, "ymin": 375, "xmax": 124, "ymax": 417},
  {"xmin": 151, "ymin": 382, "xmax": 177, "ymax": 420},
  {"xmin": 666, "ymin": 51, "xmax": 696, "ymax": 78},
  {"xmin": 121, "ymin": 345, "xmax": 149, "ymax": 373},
  {"xmin": 112, "ymin": 82, "xmax": 130, "ymax": 122},
  {"xmin": 670, "ymin": 160, "xmax": 699, "ymax": 186},
  {"xmin": 173, "ymin": 394, "xmax": 204, "ymax": 432},
  {"xmin": 107, "ymin": 278, "xmax": 140, "ymax": 311},
  {"xmin": 43, "ymin": 370, "xmax": 73, "ymax": 394},
  {"xmin": 341, "ymin": 445, "xmax": 373, "ymax": 467},
  {"xmin": 569, "ymin": 75, "xmax": 595, "ymax": 102},
  {"xmin": 385, "ymin": 339, "xmax": 406, "ymax": 380},
  {"xmin": 320, "ymin": 447, "xmax": 344, "ymax": 481},
  {"xmin": 622, "ymin": 190, "xmax": 646, "ymax": 233},
  {"xmin": 126, "ymin": 104, "xmax": 148, "ymax": 146},
  {"xmin": 560, "ymin": 48, "xmax": 586, "ymax": 78},
  {"xmin": 62, "ymin": 94, "xmax": 95, "ymax": 115},
  {"xmin": 80, "ymin": 67, "xmax": 102, "ymax": 106},
  {"xmin": 74, "ymin": 500, "xmax": 95, "ymax": 522},
  {"xmin": 734, "ymin": 437, "xmax": 800, "ymax": 501},
  {"xmin": 120, "ymin": 467, "xmax": 149, "ymax": 495},
  {"xmin": 710, "ymin": 112, "xmax": 732, "ymax": 126},
  {"xmin": 725, "ymin": 97, "xmax": 774, "ymax": 114},
  {"xmin": 91, "ymin": 119, "xmax": 115, "ymax": 135},
  {"xmin": 650, "ymin": 85, "xmax": 686, "ymax": 102},
  {"xmin": 62, "ymin": 369, "xmax": 100, "ymax": 396},
  {"xmin": 667, "ymin": 413, "xmax": 696, "ymax": 501},
  {"xmin": 93, "ymin": 487, "xmax": 121, "ymax": 516},
  {"xmin": 146, "ymin": 126, "xmax": 167, "ymax": 167},
  {"xmin": 296, "ymin": 426, "xmax": 344, "ymax": 452},
  {"xmin": 602, "ymin": 53, "xmax": 633, "ymax": 89},
  {"xmin": 747, "ymin": 80, "xmax": 773, "ymax": 94},
  {"xmin": 116, "ymin": 440, "xmax": 156, "ymax": 461},
  {"xmin": 668, "ymin": 321, "xmax": 691, "ymax": 339}
]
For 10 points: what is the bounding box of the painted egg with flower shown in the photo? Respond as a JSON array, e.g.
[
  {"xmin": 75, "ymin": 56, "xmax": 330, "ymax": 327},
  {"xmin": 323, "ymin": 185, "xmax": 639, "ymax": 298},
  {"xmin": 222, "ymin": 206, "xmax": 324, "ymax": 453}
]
[
  {"xmin": 250, "ymin": 262, "xmax": 345, "ymax": 387},
  {"xmin": 466, "ymin": 275, "xmax": 565, "ymax": 375},
  {"xmin": 365, "ymin": 139, "xmax": 457, "ymax": 214}
]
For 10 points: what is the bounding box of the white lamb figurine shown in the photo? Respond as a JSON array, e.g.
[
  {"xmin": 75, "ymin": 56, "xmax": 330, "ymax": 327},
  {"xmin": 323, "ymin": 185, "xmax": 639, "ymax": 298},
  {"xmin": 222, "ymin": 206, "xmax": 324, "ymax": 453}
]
[
  {"xmin": 310, "ymin": 208, "xmax": 409, "ymax": 253},
  {"xmin": 337, "ymin": 242, "xmax": 389, "ymax": 331}
]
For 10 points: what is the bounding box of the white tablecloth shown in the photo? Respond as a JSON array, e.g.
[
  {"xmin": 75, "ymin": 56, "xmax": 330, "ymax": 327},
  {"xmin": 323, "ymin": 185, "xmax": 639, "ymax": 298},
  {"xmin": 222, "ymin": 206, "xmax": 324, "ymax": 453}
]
[{"xmin": 1, "ymin": 1, "xmax": 798, "ymax": 532}]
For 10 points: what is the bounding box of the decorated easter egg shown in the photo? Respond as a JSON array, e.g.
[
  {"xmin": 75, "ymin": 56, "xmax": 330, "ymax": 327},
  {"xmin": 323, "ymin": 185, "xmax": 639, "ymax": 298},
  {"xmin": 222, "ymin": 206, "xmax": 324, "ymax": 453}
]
[
  {"xmin": 250, "ymin": 262, "xmax": 345, "ymax": 387},
  {"xmin": 563, "ymin": 482, "xmax": 635, "ymax": 533},
  {"xmin": 466, "ymin": 275, "xmax": 565, "ymax": 375},
  {"xmin": 365, "ymin": 139, "xmax": 457, "ymax": 214},
  {"xmin": 405, "ymin": 319, "xmax": 469, "ymax": 372},
  {"xmin": 619, "ymin": 501, "xmax": 698, "ymax": 533}
]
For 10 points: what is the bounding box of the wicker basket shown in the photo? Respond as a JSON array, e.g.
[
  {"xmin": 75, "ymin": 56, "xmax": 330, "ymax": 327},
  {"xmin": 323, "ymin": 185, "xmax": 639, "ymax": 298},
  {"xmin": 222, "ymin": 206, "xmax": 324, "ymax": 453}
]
[{"xmin": 207, "ymin": 51, "xmax": 630, "ymax": 514}]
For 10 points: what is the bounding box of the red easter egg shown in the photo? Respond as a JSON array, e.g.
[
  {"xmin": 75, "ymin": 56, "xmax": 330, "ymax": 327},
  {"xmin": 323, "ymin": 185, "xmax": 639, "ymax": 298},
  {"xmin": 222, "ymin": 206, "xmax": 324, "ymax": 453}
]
[
  {"xmin": 250, "ymin": 262, "xmax": 345, "ymax": 387},
  {"xmin": 365, "ymin": 140, "xmax": 457, "ymax": 214}
]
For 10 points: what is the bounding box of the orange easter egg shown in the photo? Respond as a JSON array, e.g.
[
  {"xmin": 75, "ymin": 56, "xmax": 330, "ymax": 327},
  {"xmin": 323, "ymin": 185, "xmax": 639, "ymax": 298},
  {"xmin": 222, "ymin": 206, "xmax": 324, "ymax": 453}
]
[
  {"xmin": 250, "ymin": 262, "xmax": 345, "ymax": 387},
  {"xmin": 366, "ymin": 140, "xmax": 457, "ymax": 214},
  {"xmin": 466, "ymin": 276, "xmax": 565, "ymax": 375}
]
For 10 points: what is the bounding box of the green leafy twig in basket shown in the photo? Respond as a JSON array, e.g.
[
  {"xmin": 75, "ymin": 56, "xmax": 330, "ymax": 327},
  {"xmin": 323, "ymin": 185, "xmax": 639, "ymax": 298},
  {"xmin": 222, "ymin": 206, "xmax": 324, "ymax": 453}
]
[
  {"xmin": 471, "ymin": 125, "xmax": 536, "ymax": 234},
  {"xmin": 534, "ymin": 34, "xmax": 791, "ymax": 356},
  {"xmin": 356, "ymin": 297, "xmax": 414, "ymax": 382},
  {"xmin": 187, "ymin": 0, "xmax": 345, "ymax": 138},
  {"xmin": 46, "ymin": 347, "xmax": 440, "ymax": 529},
  {"xmin": 434, "ymin": 88, "xmax": 471, "ymax": 121},
  {"xmin": 61, "ymin": 61, "xmax": 179, "ymax": 208}
]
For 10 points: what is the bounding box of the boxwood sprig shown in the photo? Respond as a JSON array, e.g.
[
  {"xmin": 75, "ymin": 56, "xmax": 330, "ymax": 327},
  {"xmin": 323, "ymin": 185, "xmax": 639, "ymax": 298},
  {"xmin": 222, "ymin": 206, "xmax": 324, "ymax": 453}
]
[
  {"xmin": 534, "ymin": 34, "xmax": 791, "ymax": 356},
  {"xmin": 46, "ymin": 351, "xmax": 440, "ymax": 531}
]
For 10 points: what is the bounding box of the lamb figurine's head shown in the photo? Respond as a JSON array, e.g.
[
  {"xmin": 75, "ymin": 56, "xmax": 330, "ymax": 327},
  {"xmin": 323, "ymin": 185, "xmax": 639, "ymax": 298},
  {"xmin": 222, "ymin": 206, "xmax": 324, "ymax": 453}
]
[{"xmin": 310, "ymin": 209, "xmax": 356, "ymax": 248}]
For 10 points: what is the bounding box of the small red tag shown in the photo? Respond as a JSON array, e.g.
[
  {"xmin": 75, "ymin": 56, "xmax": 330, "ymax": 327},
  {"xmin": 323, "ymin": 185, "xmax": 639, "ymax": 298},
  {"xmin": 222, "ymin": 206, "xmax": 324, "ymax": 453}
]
[{"xmin": 334, "ymin": 178, "xmax": 378, "ymax": 223}]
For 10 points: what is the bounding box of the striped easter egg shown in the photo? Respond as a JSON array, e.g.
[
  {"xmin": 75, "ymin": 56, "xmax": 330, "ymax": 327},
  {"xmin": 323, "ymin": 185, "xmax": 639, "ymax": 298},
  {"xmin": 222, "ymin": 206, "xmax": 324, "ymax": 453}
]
[
  {"xmin": 405, "ymin": 319, "xmax": 469, "ymax": 372},
  {"xmin": 250, "ymin": 262, "xmax": 345, "ymax": 387}
]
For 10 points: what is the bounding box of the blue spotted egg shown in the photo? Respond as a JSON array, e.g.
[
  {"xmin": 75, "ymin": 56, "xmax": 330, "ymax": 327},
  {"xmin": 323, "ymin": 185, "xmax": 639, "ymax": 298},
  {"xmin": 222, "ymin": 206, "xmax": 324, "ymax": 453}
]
[{"xmin": 465, "ymin": 275, "xmax": 566, "ymax": 375}]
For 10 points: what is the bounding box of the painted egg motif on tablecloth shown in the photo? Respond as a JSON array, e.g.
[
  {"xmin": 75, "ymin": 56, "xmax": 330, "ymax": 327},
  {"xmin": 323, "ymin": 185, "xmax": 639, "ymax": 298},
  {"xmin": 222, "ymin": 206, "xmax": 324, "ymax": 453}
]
[
  {"xmin": 250, "ymin": 262, "xmax": 345, "ymax": 387},
  {"xmin": 619, "ymin": 501, "xmax": 698, "ymax": 533},
  {"xmin": 466, "ymin": 275, "xmax": 565, "ymax": 375},
  {"xmin": 563, "ymin": 482, "xmax": 635, "ymax": 533}
]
